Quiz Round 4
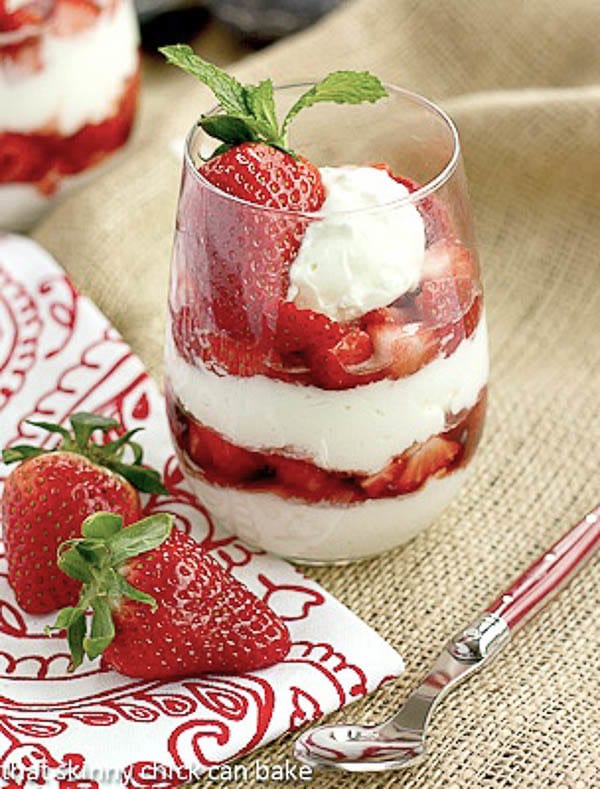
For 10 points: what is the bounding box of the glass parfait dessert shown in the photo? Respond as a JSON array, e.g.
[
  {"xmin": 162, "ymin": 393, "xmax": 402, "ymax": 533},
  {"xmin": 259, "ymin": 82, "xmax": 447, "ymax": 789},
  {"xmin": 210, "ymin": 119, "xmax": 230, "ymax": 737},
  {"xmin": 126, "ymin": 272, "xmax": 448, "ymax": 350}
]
[
  {"xmin": 163, "ymin": 46, "xmax": 489, "ymax": 563},
  {"xmin": 0, "ymin": 0, "xmax": 140, "ymax": 231}
]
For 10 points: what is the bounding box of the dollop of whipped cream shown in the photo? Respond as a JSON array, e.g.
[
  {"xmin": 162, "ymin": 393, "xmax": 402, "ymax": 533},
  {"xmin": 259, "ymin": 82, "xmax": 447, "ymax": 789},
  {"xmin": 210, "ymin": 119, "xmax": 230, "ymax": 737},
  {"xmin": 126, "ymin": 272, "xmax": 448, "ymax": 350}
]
[{"xmin": 287, "ymin": 166, "xmax": 426, "ymax": 321}]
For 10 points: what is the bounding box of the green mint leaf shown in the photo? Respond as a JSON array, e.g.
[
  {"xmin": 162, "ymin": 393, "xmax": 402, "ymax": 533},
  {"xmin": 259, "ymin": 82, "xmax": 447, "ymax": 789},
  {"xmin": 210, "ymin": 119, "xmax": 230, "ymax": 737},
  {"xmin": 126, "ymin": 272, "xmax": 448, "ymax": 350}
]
[
  {"xmin": 107, "ymin": 513, "xmax": 173, "ymax": 566},
  {"xmin": 281, "ymin": 70, "xmax": 388, "ymax": 137},
  {"xmin": 69, "ymin": 412, "xmax": 118, "ymax": 449},
  {"xmin": 244, "ymin": 79, "xmax": 280, "ymax": 141},
  {"xmin": 108, "ymin": 460, "xmax": 168, "ymax": 495},
  {"xmin": 159, "ymin": 45, "xmax": 248, "ymax": 116},
  {"xmin": 2, "ymin": 446, "xmax": 46, "ymax": 464},
  {"xmin": 199, "ymin": 114, "xmax": 259, "ymax": 145},
  {"xmin": 84, "ymin": 597, "xmax": 115, "ymax": 660},
  {"xmin": 81, "ymin": 512, "xmax": 123, "ymax": 540}
]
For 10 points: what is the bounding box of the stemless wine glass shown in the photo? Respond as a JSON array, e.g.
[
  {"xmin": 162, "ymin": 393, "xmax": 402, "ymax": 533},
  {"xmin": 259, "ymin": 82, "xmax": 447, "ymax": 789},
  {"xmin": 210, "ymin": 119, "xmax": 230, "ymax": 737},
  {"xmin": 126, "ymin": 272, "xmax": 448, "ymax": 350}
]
[
  {"xmin": 0, "ymin": 0, "xmax": 140, "ymax": 231},
  {"xmin": 165, "ymin": 84, "xmax": 488, "ymax": 564}
]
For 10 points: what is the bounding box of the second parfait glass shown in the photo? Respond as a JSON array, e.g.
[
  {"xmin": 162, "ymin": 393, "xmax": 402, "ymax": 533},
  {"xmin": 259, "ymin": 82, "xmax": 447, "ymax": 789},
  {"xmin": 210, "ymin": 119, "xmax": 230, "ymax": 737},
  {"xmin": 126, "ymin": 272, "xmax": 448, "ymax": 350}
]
[{"xmin": 165, "ymin": 83, "xmax": 488, "ymax": 564}]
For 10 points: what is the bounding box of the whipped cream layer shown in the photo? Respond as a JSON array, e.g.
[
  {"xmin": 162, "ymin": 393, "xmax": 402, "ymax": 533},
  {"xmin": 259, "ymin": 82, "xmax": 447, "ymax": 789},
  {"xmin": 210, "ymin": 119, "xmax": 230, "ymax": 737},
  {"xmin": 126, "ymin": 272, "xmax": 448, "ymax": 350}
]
[
  {"xmin": 0, "ymin": 0, "xmax": 139, "ymax": 135},
  {"xmin": 185, "ymin": 468, "xmax": 467, "ymax": 562},
  {"xmin": 166, "ymin": 315, "xmax": 489, "ymax": 475},
  {"xmin": 287, "ymin": 166, "xmax": 425, "ymax": 321}
]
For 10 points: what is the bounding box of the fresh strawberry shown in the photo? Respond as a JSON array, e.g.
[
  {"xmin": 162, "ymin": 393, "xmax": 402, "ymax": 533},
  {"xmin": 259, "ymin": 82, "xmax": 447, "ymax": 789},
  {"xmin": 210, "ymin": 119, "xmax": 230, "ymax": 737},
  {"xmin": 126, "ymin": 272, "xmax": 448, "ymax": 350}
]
[
  {"xmin": 201, "ymin": 142, "xmax": 324, "ymax": 213},
  {"xmin": 1, "ymin": 413, "xmax": 167, "ymax": 614},
  {"xmin": 187, "ymin": 421, "xmax": 264, "ymax": 481},
  {"xmin": 49, "ymin": 512, "xmax": 291, "ymax": 679},
  {"xmin": 200, "ymin": 143, "xmax": 324, "ymax": 340}
]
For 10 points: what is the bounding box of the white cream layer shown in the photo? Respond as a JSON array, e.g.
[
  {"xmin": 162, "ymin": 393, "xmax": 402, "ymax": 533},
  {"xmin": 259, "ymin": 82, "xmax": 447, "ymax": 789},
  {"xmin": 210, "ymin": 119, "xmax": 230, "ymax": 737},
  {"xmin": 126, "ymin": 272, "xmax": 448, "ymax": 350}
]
[
  {"xmin": 0, "ymin": 0, "xmax": 139, "ymax": 135},
  {"xmin": 287, "ymin": 166, "xmax": 425, "ymax": 321},
  {"xmin": 166, "ymin": 315, "xmax": 489, "ymax": 475},
  {"xmin": 186, "ymin": 468, "xmax": 467, "ymax": 562}
]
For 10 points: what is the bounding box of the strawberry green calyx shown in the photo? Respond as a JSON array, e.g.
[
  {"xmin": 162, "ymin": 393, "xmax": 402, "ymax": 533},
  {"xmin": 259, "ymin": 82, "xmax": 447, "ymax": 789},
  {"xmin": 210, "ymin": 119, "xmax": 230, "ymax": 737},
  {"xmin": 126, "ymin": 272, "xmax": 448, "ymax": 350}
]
[
  {"xmin": 159, "ymin": 44, "xmax": 388, "ymax": 156},
  {"xmin": 47, "ymin": 511, "xmax": 174, "ymax": 670},
  {"xmin": 1, "ymin": 412, "xmax": 167, "ymax": 495}
]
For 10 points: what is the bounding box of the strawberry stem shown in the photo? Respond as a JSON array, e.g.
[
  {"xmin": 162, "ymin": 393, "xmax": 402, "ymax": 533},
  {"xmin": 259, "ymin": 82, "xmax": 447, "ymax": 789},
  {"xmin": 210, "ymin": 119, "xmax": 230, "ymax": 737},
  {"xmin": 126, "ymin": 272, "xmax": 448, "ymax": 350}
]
[
  {"xmin": 2, "ymin": 412, "xmax": 167, "ymax": 495},
  {"xmin": 47, "ymin": 512, "xmax": 174, "ymax": 670}
]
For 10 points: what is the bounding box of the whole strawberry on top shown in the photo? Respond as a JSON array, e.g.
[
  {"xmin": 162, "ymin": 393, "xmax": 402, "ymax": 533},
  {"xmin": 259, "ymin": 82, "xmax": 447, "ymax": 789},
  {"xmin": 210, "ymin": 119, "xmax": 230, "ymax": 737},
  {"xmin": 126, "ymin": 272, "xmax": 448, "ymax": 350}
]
[
  {"xmin": 49, "ymin": 511, "xmax": 291, "ymax": 679},
  {"xmin": 160, "ymin": 44, "xmax": 387, "ymax": 340},
  {"xmin": 1, "ymin": 413, "xmax": 166, "ymax": 615}
]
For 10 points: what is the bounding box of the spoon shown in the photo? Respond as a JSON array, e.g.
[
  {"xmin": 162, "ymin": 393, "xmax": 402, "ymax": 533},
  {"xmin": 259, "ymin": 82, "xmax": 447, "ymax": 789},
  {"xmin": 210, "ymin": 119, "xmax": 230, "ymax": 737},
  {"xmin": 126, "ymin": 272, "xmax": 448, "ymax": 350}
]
[{"xmin": 294, "ymin": 505, "xmax": 600, "ymax": 772}]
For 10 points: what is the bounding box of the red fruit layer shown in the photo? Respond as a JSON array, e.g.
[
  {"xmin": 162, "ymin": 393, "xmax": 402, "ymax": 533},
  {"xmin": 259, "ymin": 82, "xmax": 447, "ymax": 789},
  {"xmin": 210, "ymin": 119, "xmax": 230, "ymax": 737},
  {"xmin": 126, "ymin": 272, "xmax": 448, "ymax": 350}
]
[
  {"xmin": 0, "ymin": 66, "xmax": 139, "ymax": 193},
  {"xmin": 167, "ymin": 388, "xmax": 486, "ymax": 505},
  {"xmin": 171, "ymin": 238, "xmax": 483, "ymax": 390}
]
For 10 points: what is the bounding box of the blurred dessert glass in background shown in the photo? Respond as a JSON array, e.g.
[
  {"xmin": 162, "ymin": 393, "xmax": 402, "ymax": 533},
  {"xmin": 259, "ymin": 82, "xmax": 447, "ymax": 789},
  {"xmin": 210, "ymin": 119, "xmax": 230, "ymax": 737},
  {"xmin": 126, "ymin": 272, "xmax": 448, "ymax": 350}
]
[{"xmin": 0, "ymin": 0, "xmax": 140, "ymax": 231}]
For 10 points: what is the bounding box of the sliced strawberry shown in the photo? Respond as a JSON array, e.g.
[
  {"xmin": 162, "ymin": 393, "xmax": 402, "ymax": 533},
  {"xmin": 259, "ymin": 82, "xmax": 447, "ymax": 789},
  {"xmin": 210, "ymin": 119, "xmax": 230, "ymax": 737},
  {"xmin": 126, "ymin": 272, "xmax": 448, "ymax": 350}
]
[
  {"xmin": 0, "ymin": 37, "xmax": 43, "ymax": 73},
  {"xmin": 463, "ymin": 292, "xmax": 483, "ymax": 338},
  {"xmin": 0, "ymin": 0, "xmax": 51, "ymax": 31},
  {"xmin": 272, "ymin": 456, "xmax": 340, "ymax": 501},
  {"xmin": 362, "ymin": 436, "xmax": 461, "ymax": 497},
  {"xmin": 367, "ymin": 318, "xmax": 438, "ymax": 378},
  {"xmin": 437, "ymin": 289, "xmax": 483, "ymax": 356},
  {"xmin": 188, "ymin": 421, "xmax": 264, "ymax": 481},
  {"xmin": 395, "ymin": 436, "xmax": 461, "ymax": 493},
  {"xmin": 0, "ymin": 132, "xmax": 54, "ymax": 183},
  {"xmin": 51, "ymin": 0, "xmax": 100, "ymax": 35},
  {"xmin": 417, "ymin": 277, "xmax": 473, "ymax": 327},
  {"xmin": 275, "ymin": 302, "xmax": 344, "ymax": 354}
]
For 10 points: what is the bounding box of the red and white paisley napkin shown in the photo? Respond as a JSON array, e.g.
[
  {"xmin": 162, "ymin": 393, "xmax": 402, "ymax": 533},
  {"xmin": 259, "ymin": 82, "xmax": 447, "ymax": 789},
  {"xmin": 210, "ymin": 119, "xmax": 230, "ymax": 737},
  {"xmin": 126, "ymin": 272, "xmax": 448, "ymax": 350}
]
[{"xmin": 0, "ymin": 234, "xmax": 404, "ymax": 787}]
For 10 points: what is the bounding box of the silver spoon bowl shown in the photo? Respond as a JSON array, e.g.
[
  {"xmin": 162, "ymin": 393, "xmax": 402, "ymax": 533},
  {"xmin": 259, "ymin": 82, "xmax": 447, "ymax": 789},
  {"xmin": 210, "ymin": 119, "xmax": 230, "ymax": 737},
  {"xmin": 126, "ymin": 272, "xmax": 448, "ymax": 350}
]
[{"xmin": 295, "ymin": 506, "xmax": 600, "ymax": 773}]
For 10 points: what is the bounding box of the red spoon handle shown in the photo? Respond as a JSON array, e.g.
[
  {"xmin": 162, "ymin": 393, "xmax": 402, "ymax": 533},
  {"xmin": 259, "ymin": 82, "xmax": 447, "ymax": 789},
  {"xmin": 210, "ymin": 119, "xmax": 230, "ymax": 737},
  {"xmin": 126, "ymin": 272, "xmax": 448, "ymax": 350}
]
[{"xmin": 486, "ymin": 505, "xmax": 600, "ymax": 631}]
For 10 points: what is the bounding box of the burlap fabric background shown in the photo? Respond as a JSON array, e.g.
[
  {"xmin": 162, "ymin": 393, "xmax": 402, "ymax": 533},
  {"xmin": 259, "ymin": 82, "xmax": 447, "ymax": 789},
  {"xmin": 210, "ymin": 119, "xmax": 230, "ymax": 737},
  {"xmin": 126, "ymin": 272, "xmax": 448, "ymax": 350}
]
[{"xmin": 32, "ymin": 0, "xmax": 599, "ymax": 785}]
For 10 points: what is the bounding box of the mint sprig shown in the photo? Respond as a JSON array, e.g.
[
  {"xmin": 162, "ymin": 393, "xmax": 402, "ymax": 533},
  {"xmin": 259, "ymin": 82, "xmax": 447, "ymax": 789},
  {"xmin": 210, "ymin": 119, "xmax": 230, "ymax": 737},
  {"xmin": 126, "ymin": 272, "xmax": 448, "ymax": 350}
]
[
  {"xmin": 47, "ymin": 512, "xmax": 173, "ymax": 669},
  {"xmin": 2, "ymin": 412, "xmax": 167, "ymax": 495},
  {"xmin": 159, "ymin": 44, "xmax": 388, "ymax": 155}
]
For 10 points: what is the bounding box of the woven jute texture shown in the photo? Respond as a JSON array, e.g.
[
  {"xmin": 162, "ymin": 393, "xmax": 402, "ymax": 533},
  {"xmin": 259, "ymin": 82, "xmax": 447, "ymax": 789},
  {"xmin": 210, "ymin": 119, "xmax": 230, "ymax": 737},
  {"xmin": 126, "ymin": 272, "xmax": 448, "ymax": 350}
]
[{"xmin": 33, "ymin": 0, "xmax": 599, "ymax": 785}]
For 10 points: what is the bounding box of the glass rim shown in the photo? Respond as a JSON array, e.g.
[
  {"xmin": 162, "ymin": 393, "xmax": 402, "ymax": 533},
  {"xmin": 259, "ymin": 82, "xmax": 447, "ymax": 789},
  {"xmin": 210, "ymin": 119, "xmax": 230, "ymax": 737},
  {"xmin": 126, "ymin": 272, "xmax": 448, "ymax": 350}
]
[{"xmin": 183, "ymin": 81, "xmax": 461, "ymax": 218}]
